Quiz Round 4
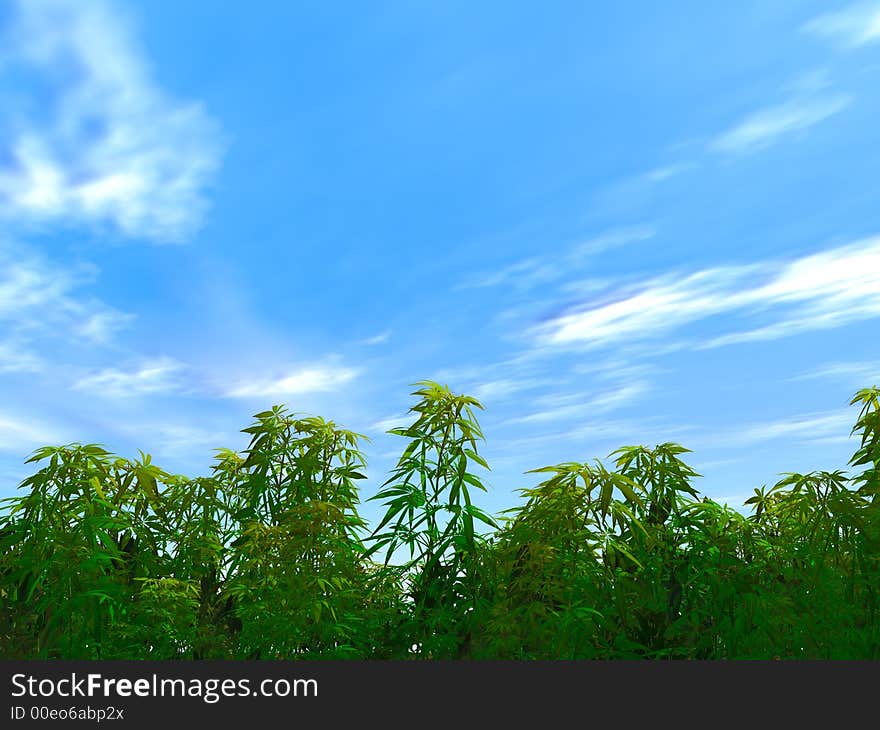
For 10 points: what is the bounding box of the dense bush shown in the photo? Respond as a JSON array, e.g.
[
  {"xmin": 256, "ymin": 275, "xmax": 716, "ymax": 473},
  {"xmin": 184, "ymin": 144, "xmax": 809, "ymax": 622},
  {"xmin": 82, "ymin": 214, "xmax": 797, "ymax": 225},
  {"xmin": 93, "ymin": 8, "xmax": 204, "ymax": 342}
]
[{"xmin": 1, "ymin": 382, "xmax": 878, "ymax": 659}]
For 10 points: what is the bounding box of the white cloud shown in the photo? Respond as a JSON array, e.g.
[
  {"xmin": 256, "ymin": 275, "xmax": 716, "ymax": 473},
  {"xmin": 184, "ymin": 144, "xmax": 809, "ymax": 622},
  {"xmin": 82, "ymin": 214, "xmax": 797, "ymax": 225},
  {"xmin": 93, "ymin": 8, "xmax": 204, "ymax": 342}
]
[
  {"xmin": 803, "ymin": 3, "xmax": 880, "ymax": 48},
  {"xmin": 0, "ymin": 341, "xmax": 43, "ymax": 374},
  {"xmin": 499, "ymin": 415, "xmax": 693, "ymax": 455},
  {"xmin": 710, "ymin": 92, "xmax": 850, "ymax": 155},
  {"xmin": 0, "ymin": 413, "xmax": 64, "ymax": 453},
  {"xmin": 792, "ymin": 361, "xmax": 880, "ymax": 384},
  {"xmin": 558, "ymin": 278, "xmax": 613, "ymax": 297},
  {"xmin": 471, "ymin": 378, "xmax": 545, "ymax": 402},
  {"xmin": 589, "ymin": 161, "xmax": 698, "ymax": 215},
  {"xmin": 456, "ymin": 225, "xmax": 654, "ymax": 293},
  {"xmin": 691, "ymin": 458, "xmax": 741, "ymax": 472},
  {"xmin": 0, "ymin": 242, "xmax": 132, "ymax": 343},
  {"xmin": 703, "ymin": 237, "xmax": 880, "ymax": 347},
  {"xmin": 73, "ymin": 310, "xmax": 136, "ymax": 344},
  {"xmin": 0, "ymin": 0, "xmax": 225, "ymax": 242},
  {"xmin": 119, "ymin": 422, "xmax": 232, "ymax": 459},
  {"xmin": 73, "ymin": 357, "xmax": 185, "ymax": 398},
  {"xmin": 509, "ymin": 383, "xmax": 647, "ymax": 424},
  {"xmin": 536, "ymin": 236, "xmax": 880, "ymax": 350},
  {"xmin": 589, "ymin": 383, "xmax": 648, "ymax": 411},
  {"xmin": 360, "ymin": 330, "xmax": 392, "ymax": 346},
  {"xmin": 725, "ymin": 411, "xmax": 854, "ymax": 446},
  {"xmin": 642, "ymin": 163, "xmax": 696, "ymax": 183},
  {"xmin": 536, "ymin": 266, "xmax": 754, "ymax": 347},
  {"xmin": 371, "ymin": 414, "xmax": 413, "ymax": 433},
  {"xmin": 0, "ymin": 257, "xmax": 78, "ymax": 318},
  {"xmin": 457, "ymin": 256, "xmax": 559, "ymax": 291},
  {"xmin": 224, "ymin": 365, "xmax": 360, "ymax": 399},
  {"xmin": 567, "ymin": 225, "xmax": 655, "ymax": 260}
]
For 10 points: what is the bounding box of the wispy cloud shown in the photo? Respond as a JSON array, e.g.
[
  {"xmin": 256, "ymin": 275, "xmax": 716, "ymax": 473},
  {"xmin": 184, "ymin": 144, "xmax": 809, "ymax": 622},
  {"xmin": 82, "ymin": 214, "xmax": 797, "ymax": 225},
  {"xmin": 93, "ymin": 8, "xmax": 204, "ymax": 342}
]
[
  {"xmin": 498, "ymin": 415, "xmax": 694, "ymax": 458},
  {"xmin": 359, "ymin": 330, "xmax": 392, "ymax": 346},
  {"xmin": 456, "ymin": 225, "xmax": 654, "ymax": 292},
  {"xmin": 588, "ymin": 162, "xmax": 697, "ymax": 216},
  {"xmin": 803, "ymin": 2, "xmax": 880, "ymax": 48},
  {"xmin": 0, "ymin": 0, "xmax": 225, "ymax": 242},
  {"xmin": 702, "ymin": 237, "xmax": 880, "ymax": 347},
  {"xmin": 724, "ymin": 411, "xmax": 854, "ymax": 446},
  {"xmin": 0, "ymin": 340, "xmax": 43, "ymax": 374},
  {"xmin": 456, "ymin": 256, "xmax": 558, "ymax": 291},
  {"xmin": 472, "ymin": 377, "xmax": 546, "ymax": 403},
  {"xmin": 223, "ymin": 365, "xmax": 360, "ymax": 399},
  {"xmin": 0, "ymin": 413, "xmax": 64, "ymax": 453},
  {"xmin": 641, "ymin": 163, "xmax": 696, "ymax": 183},
  {"xmin": 509, "ymin": 382, "xmax": 647, "ymax": 424},
  {"xmin": 370, "ymin": 414, "xmax": 413, "ymax": 433},
  {"xmin": 535, "ymin": 266, "xmax": 755, "ymax": 347},
  {"xmin": 792, "ymin": 361, "xmax": 880, "ymax": 384},
  {"xmin": 75, "ymin": 310, "xmax": 137, "ymax": 345},
  {"xmin": 0, "ymin": 242, "xmax": 132, "ymax": 344},
  {"xmin": 73, "ymin": 357, "xmax": 185, "ymax": 398},
  {"xmin": 115, "ymin": 422, "xmax": 233, "ymax": 461},
  {"xmin": 567, "ymin": 225, "xmax": 656, "ymax": 260},
  {"xmin": 710, "ymin": 83, "xmax": 850, "ymax": 155},
  {"xmin": 535, "ymin": 236, "xmax": 880, "ymax": 350}
]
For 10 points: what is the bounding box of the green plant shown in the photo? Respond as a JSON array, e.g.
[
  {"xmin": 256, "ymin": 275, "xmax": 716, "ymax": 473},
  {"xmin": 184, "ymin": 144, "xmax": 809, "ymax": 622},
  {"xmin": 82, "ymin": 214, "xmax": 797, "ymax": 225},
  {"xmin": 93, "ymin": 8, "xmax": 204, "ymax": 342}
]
[{"xmin": 1, "ymin": 384, "xmax": 878, "ymax": 660}]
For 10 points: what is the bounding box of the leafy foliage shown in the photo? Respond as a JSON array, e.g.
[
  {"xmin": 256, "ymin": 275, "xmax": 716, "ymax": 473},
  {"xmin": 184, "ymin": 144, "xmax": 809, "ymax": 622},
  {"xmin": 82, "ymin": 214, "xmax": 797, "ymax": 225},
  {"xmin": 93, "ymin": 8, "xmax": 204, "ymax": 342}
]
[{"xmin": 1, "ymin": 383, "xmax": 879, "ymax": 659}]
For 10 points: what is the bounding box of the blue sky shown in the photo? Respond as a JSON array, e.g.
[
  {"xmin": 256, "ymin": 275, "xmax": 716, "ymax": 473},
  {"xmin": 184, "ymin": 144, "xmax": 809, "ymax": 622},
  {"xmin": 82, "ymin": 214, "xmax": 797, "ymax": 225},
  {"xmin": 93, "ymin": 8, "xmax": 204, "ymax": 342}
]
[{"xmin": 1, "ymin": 0, "xmax": 879, "ymax": 525}]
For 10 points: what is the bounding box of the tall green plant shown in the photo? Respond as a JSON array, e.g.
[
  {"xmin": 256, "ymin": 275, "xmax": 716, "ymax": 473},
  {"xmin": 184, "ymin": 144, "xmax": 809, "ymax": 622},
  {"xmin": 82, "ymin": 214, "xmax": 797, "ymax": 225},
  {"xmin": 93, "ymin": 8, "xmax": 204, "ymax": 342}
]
[
  {"xmin": 368, "ymin": 381, "xmax": 496, "ymax": 657},
  {"xmin": 225, "ymin": 407, "xmax": 379, "ymax": 658}
]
